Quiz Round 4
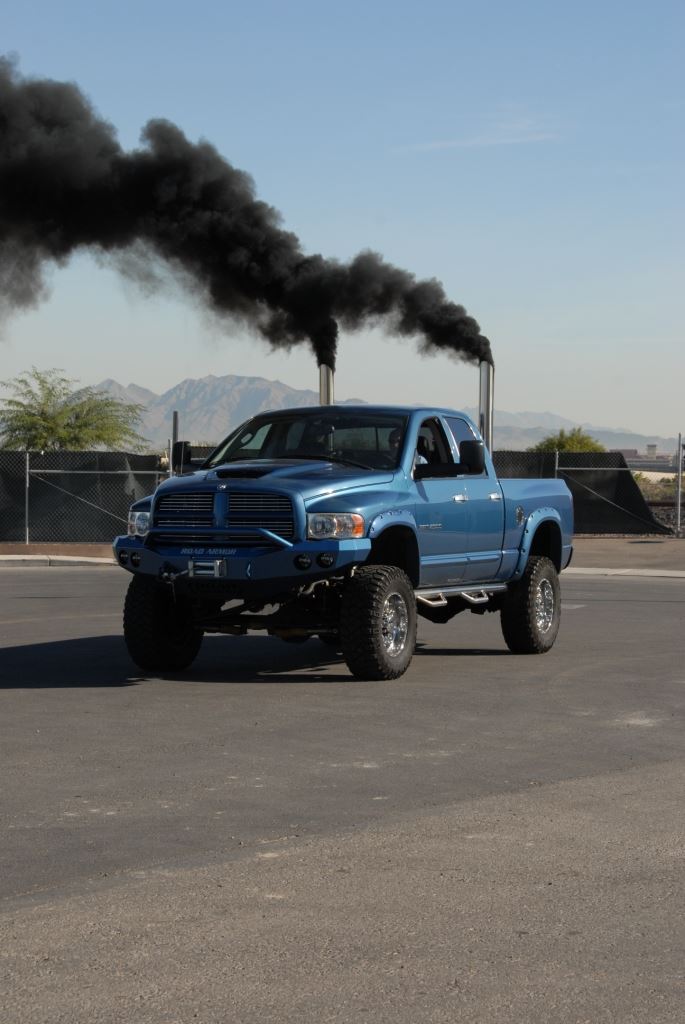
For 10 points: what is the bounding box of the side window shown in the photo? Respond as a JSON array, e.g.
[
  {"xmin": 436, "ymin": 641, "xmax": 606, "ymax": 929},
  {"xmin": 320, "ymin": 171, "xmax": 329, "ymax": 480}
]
[
  {"xmin": 417, "ymin": 419, "xmax": 454, "ymax": 466},
  {"xmin": 445, "ymin": 416, "xmax": 485, "ymax": 476},
  {"xmin": 445, "ymin": 416, "xmax": 477, "ymax": 453}
]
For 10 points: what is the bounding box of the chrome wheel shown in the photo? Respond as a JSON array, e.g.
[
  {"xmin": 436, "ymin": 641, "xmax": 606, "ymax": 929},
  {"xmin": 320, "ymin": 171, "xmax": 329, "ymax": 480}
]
[
  {"xmin": 535, "ymin": 578, "xmax": 555, "ymax": 634},
  {"xmin": 501, "ymin": 556, "xmax": 560, "ymax": 655},
  {"xmin": 381, "ymin": 592, "xmax": 409, "ymax": 656},
  {"xmin": 340, "ymin": 566, "xmax": 417, "ymax": 680}
]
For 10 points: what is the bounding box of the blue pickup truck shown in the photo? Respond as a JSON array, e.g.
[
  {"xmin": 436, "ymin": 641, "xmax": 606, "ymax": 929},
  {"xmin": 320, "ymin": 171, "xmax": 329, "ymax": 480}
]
[{"xmin": 114, "ymin": 406, "xmax": 573, "ymax": 680}]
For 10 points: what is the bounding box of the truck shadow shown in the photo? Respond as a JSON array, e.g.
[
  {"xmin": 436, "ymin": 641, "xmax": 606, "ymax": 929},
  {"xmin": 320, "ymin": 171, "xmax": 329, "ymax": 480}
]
[
  {"xmin": 0, "ymin": 634, "xmax": 351, "ymax": 687},
  {"xmin": 1, "ymin": 636, "xmax": 138, "ymax": 688},
  {"xmin": 0, "ymin": 636, "xmax": 511, "ymax": 689},
  {"xmin": 415, "ymin": 644, "xmax": 509, "ymax": 657}
]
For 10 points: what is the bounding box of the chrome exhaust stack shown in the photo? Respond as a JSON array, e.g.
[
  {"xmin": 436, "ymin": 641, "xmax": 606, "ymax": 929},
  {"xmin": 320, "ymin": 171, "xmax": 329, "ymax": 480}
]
[
  {"xmin": 478, "ymin": 360, "xmax": 494, "ymax": 451},
  {"xmin": 319, "ymin": 364, "xmax": 335, "ymax": 405}
]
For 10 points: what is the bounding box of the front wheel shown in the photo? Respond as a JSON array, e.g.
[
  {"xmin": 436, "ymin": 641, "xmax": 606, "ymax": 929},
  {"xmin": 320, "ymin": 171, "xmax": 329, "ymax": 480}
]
[
  {"xmin": 500, "ymin": 555, "xmax": 561, "ymax": 654},
  {"xmin": 339, "ymin": 566, "xmax": 417, "ymax": 680},
  {"xmin": 123, "ymin": 575, "xmax": 203, "ymax": 672}
]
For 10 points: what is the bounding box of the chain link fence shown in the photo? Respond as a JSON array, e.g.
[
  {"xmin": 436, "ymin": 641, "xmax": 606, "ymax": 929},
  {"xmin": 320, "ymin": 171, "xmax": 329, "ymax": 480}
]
[
  {"xmin": 0, "ymin": 447, "xmax": 678, "ymax": 542},
  {"xmin": 493, "ymin": 451, "xmax": 672, "ymax": 535},
  {"xmin": 0, "ymin": 451, "xmax": 167, "ymax": 543}
]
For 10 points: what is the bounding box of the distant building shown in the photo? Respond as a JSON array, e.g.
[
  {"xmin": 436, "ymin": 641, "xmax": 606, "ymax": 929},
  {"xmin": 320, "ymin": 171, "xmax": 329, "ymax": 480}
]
[{"xmin": 617, "ymin": 447, "xmax": 676, "ymax": 474}]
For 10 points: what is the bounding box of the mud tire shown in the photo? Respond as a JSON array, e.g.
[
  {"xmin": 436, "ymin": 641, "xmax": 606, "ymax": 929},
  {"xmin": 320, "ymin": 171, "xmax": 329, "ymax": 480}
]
[
  {"xmin": 340, "ymin": 566, "xmax": 417, "ymax": 680},
  {"xmin": 123, "ymin": 575, "xmax": 203, "ymax": 672},
  {"xmin": 500, "ymin": 555, "xmax": 561, "ymax": 654}
]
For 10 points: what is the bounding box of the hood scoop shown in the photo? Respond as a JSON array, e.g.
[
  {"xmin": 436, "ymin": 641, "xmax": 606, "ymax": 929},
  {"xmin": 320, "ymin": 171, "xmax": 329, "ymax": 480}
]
[{"xmin": 215, "ymin": 466, "xmax": 272, "ymax": 479}]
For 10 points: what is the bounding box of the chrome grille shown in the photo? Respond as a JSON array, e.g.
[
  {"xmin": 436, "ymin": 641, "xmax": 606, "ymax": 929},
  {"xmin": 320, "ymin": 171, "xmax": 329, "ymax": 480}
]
[
  {"xmin": 154, "ymin": 492, "xmax": 215, "ymax": 528},
  {"xmin": 226, "ymin": 492, "xmax": 295, "ymax": 540}
]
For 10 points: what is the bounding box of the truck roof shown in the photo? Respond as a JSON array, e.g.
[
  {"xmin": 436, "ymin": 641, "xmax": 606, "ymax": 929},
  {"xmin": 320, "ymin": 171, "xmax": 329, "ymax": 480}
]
[{"xmin": 250, "ymin": 404, "xmax": 473, "ymax": 419}]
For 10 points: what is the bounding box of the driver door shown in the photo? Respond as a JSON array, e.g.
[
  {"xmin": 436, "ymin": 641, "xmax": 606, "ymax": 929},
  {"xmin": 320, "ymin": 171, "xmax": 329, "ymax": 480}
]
[
  {"xmin": 444, "ymin": 416, "xmax": 504, "ymax": 581},
  {"xmin": 412, "ymin": 418, "xmax": 469, "ymax": 586}
]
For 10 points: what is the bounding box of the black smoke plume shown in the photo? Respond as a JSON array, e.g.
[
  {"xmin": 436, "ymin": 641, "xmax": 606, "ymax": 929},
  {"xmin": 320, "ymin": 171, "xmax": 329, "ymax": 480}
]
[{"xmin": 0, "ymin": 59, "xmax": 492, "ymax": 369}]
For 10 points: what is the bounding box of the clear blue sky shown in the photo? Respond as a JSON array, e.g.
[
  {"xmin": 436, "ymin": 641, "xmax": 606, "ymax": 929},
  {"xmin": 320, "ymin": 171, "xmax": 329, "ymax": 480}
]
[{"xmin": 2, "ymin": 0, "xmax": 683, "ymax": 436}]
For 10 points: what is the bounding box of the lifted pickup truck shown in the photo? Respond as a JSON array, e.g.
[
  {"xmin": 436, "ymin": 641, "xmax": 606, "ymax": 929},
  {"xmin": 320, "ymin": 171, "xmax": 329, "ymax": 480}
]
[{"xmin": 114, "ymin": 406, "xmax": 573, "ymax": 680}]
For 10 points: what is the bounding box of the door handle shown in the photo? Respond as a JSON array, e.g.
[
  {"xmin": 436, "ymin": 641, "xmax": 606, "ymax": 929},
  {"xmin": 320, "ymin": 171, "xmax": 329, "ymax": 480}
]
[
  {"xmin": 453, "ymin": 494, "xmax": 468, "ymax": 502},
  {"xmin": 488, "ymin": 493, "xmax": 502, "ymax": 501}
]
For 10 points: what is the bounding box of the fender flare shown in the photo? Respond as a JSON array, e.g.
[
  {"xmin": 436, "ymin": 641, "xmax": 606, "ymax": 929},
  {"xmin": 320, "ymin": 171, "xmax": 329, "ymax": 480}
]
[
  {"xmin": 368, "ymin": 509, "xmax": 417, "ymax": 540},
  {"xmin": 367, "ymin": 509, "xmax": 420, "ymax": 585},
  {"xmin": 512, "ymin": 507, "xmax": 563, "ymax": 580}
]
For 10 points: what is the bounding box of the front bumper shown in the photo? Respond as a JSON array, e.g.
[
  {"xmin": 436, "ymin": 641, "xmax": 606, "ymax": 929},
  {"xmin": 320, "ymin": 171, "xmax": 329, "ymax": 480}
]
[{"xmin": 112, "ymin": 534, "xmax": 372, "ymax": 595}]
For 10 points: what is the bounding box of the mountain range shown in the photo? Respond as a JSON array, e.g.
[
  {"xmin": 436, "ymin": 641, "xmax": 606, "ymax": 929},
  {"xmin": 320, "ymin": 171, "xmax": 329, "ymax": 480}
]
[{"xmin": 94, "ymin": 374, "xmax": 678, "ymax": 453}]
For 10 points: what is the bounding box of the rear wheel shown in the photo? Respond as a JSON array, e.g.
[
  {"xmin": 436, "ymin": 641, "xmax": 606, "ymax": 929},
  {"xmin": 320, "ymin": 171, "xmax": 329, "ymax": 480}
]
[
  {"xmin": 500, "ymin": 555, "xmax": 561, "ymax": 654},
  {"xmin": 123, "ymin": 575, "xmax": 203, "ymax": 672},
  {"xmin": 340, "ymin": 566, "xmax": 417, "ymax": 680}
]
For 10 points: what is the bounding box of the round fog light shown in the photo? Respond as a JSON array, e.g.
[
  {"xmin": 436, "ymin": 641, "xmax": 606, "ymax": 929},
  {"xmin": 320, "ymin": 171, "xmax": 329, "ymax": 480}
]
[
  {"xmin": 118, "ymin": 551, "xmax": 129, "ymax": 565},
  {"xmin": 317, "ymin": 552, "xmax": 335, "ymax": 568},
  {"xmin": 294, "ymin": 554, "xmax": 312, "ymax": 570},
  {"xmin": 130, "ymin": 552, "xmax": 141, "ymax": 568}
]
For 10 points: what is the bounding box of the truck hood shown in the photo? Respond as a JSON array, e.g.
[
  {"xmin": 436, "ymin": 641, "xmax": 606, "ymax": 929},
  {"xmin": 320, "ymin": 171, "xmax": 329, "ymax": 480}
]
[{"xmin": 156, "ymin": 459, "xmax": 394, "ymax": 502}]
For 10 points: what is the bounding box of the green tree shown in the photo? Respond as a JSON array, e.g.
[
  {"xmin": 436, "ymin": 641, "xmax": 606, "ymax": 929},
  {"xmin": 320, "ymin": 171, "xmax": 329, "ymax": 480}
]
[
  {"xmin": 528, "ymin": 427, "xmax": 605, "ymax": 453},
  {"xmin": 0, "ymin": 367, "xmax": 148, "ymax": 451}
]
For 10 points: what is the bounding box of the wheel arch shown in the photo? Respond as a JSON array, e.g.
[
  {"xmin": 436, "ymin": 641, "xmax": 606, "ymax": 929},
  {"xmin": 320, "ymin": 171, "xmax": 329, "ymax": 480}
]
[
  {"xmin": 367, "ymin": 521, "xmax": 420, "ymax": 588},
  {"xmin": 513, "ymin": 509, "xmax": 563, "ymax": 578}
]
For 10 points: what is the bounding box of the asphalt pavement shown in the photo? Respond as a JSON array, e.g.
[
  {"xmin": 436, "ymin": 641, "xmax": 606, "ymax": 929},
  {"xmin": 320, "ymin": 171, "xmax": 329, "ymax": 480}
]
[{"xmin": 1, "ymin": 565, "xmax": 684, "ymax": 1022}]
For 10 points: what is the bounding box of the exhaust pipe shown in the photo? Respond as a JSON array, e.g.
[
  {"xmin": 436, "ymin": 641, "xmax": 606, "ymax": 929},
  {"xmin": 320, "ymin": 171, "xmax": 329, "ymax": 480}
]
[
  {"xmin": 478, "ymin": 360, "xmax": 494, "ymax": 451},
  {"xmin": 319, "ymin": 364, "xmax": 334, "ymax": 405}
]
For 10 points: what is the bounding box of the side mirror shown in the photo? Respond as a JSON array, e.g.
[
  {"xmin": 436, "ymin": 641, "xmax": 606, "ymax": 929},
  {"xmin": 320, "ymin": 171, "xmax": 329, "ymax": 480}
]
[
  {"xmin": 458, "ymin": 440, "xmax": 485, "ymax": 475},
  {"xmin": 171, "ymin": 440, "xmax": 193, "ymax": 474}
]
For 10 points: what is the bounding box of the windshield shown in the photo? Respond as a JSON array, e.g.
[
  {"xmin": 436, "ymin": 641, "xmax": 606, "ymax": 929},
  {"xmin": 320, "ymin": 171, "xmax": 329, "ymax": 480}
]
[{"xmin": 204, "ymin": 412, "xmax": 409, "ymax": 470}]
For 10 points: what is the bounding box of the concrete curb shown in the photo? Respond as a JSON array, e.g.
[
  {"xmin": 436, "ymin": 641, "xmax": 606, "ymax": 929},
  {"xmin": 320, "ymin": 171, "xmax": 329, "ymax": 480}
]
[
  {"xmin": 564, "ymin": 567, "xmax": 685, "ymax": 579},
  {"xmin": 0, "ymin": 555, "xmax": 116, "ymax": 567}
]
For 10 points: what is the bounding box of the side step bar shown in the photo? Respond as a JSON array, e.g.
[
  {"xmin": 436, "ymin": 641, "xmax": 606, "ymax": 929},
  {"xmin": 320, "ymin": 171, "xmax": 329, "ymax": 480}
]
[{"xmin": 415, "ymin": 583, "xmax": 508, "ymax": 608}]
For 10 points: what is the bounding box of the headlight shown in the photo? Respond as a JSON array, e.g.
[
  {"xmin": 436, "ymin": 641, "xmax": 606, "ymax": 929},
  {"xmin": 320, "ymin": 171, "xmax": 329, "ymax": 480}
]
[
  {"xmin": 127, "ymin": 510, "xmax": 151, "ymax": 537},
  {"xmin": 307, "ymin": 513, "xmax": 364, "ymax": 540}
]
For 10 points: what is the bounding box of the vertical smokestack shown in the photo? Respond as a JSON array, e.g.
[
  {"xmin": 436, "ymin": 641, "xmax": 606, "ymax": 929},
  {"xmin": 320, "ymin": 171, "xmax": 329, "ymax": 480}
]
[
  {"xmin": 478, "ymin": 360, "xmax": 494, "ymax": 451},
  {"xmin": 319, "ymin": 364, "xmax": 335, "ymax": 406},
  {"xmin": 171, "ymin": 410, "xmax": 179, "ymax": 477}
]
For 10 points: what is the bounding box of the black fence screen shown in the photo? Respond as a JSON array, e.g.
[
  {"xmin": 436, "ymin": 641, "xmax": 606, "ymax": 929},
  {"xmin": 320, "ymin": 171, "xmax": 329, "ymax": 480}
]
[
  {"xmin": 493, "ymin": 451, "xmax": 669, "ymax": 535},
  {"xmin": 0, "ymin": 451, "xmax": 165, "ymax": 543},
  {"xmin": 0, "ymin": 451, "xmax": 25, "ymax": 542}
]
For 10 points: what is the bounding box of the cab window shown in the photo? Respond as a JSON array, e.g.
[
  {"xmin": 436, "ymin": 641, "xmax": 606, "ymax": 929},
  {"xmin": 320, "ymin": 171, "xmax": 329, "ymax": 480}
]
[
  {"xmin": 445, "ymin": 416, "xmax": 485, "ymax": 476},
  {"xmin": 416, "ymin": 419, "xmax": 454, "ymax": 467}
]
